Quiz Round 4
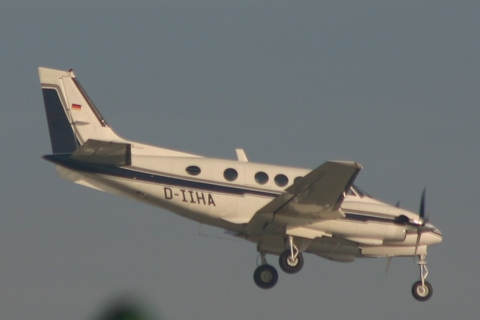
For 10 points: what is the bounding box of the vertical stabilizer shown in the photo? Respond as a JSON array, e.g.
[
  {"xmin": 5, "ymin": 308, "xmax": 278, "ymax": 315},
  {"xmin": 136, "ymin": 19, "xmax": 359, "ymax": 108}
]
[{"xmin": 39, "ymin": 67, "xmax": 123, "ymax": 153}]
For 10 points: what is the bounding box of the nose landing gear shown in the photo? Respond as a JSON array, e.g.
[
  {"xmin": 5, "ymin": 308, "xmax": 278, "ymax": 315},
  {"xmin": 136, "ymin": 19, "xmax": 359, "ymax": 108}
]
[{"xmin": 411, "ymin": 255, "xmax": 433, "ymax": 301}]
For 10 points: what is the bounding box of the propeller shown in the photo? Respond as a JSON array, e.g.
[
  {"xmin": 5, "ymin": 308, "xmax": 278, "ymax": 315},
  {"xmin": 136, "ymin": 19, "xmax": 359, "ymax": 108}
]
[
  {"xmin": 414, "ymin": 188, "xmax": 429, "ymax": 257},
  {"xmin": 389, "ymin": 190, "xmax": 433, "ymax": 274}
]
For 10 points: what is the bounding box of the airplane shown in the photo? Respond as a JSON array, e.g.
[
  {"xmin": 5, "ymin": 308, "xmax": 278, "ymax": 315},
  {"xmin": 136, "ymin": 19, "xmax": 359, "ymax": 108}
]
[{"xmin": 39, "ymin": 67, "xmax": 442, "ymax": 301}]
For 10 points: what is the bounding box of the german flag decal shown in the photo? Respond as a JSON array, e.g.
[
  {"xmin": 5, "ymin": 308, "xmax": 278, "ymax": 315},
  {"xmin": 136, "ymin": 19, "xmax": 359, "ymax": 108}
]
[{"xmin": 72, "ymin": 104, "xmax": 82, "ymax": 110}]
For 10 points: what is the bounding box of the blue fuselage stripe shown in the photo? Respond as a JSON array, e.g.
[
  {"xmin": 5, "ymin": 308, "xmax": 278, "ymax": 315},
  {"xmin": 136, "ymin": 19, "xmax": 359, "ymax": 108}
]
[{"xmin": 43, "ymin": 154, "xmax": 279, "ymax": 198}]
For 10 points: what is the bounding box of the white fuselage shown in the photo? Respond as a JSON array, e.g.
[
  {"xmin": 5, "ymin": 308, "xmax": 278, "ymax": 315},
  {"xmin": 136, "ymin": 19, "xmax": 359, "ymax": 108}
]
[{"xmin": 55, "ymin": 149, "xmax": 442, "ymax": 262}]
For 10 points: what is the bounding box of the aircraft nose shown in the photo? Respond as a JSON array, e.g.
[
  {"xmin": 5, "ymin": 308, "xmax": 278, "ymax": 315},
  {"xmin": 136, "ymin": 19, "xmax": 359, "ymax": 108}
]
[
  {"xmin": 416, "ymin": 222, "xmax": 443, "ymax": 246},
  {"xmin": 425, "ymin": 225, "xmax": 443, "ymax": 245}
]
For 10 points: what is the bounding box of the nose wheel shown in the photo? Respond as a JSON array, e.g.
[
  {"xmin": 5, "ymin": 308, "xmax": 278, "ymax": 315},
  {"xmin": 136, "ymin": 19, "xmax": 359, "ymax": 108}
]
[
  {"xmin": 412, "ymin": 280, "xmax": 433, "ymax": 301},
  {"xmin": 411, "ymin": 255, "xmax": 433, "ymax": 301}
]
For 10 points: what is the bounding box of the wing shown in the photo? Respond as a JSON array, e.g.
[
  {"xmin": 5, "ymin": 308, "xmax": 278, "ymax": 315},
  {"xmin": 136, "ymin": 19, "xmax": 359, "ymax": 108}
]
[{"xmin": 247, "ymin": 161, "xmax": 362, "ymax": 233}]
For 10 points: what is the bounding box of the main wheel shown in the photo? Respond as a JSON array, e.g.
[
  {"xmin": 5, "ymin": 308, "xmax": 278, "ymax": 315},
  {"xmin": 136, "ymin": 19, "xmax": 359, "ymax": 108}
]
[
  {"xmin": 279, "ymin": 250, "xmax": 304, "ymax": 274},
  {"xmin": 253, "ymin": 265, "xmax": 278, "ymax": 289},
  {"xmin": 411, "ymin": 280, "xmax": 433, "ymax": 301}
]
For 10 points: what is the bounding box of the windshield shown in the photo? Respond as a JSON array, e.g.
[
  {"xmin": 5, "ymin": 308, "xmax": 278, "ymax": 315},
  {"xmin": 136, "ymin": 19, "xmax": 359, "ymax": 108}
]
[{"xmin": 349, "ymin": 184, "xmax": 372, "ymax": 198}]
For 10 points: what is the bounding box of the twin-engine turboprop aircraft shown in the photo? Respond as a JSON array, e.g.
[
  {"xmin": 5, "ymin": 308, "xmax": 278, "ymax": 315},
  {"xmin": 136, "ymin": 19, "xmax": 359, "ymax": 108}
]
[{"xmin": 39, "ymin": 67, "xmax": 442, "ymax": 301}]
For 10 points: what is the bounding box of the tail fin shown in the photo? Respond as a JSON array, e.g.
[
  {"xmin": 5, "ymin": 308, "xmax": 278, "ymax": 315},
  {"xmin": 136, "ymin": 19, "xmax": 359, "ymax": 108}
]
[{"xmin": 39, "ymin": 67, "xmax": 123, "ymax": 153}]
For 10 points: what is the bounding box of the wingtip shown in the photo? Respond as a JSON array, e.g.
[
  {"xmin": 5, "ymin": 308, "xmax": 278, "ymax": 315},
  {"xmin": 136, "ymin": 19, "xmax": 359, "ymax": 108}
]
[{"xmin": 329, "ymin": 160, "xmax": 363, "ymax": 169}]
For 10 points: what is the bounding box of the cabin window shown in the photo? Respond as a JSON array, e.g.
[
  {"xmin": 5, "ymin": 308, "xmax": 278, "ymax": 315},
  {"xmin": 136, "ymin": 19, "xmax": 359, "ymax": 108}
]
[
  {"xmin": 186, "ymin": 166, "xmax": 201, "ymax": 176},
  {"xmin": 255, "ymin": 171, "xmax": 269, "ymax": 185},
  {"xmin": 294, "ymin": 176, "xmax": 303, "ymax": 183},
  {"xmin": 224, "ymin": 168, "xmax": 238, "ymax": 182},
  {"xmin": 274, "ymin": 174, "xmax": 289, "ymax": 187}
]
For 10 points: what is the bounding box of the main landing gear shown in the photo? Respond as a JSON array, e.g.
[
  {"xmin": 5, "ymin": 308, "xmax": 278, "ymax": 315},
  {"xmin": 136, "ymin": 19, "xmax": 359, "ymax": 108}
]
[
  {"xmin": 279, "ymin": 236, "xmax": 304, "ymax": 274},
  {"xmin": 253, "ymin": 252, "xmax": 278, "ymax": 289},
  {"xmin": 254, "ymin": 236, "xmax": 304, "ymax": 289},
  {"xmin": 411, "ymin": 255, "xmax": 433, "ymax": 301}
]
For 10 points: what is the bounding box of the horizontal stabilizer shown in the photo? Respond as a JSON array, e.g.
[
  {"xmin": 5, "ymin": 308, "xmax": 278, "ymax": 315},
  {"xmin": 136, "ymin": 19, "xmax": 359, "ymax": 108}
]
[{"xmin": 70, "ymin": 139, "xmax": 131, "ymax": 166}]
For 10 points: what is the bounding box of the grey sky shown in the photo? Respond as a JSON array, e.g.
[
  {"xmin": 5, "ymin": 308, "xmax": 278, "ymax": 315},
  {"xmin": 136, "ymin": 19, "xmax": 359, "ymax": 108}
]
[{"xmin": 1, "ymin": 2, "xmax": 478, "ymax": 319}]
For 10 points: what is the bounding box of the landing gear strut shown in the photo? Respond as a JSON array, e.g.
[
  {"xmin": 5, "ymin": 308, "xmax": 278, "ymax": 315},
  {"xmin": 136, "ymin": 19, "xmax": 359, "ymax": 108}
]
[
  {"xmin": 279, "ymin": 236, "xmax": 304, "ymax": 274},
  {"xmin": 253, "ymin": 252, "xmax": 278, "ymax": 289},
  {"xmin": 411, "ymin": 255, "xmax": 433, "ymax": 301}
]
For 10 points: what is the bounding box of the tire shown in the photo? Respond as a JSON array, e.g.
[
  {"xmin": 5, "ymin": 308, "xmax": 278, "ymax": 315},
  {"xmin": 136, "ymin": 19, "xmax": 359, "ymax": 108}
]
[
  {"xmin": 411, "ymin": 280, "xmax": 433, "ymax": 301},
  {"xmin": 279, "ymin": 250, "xmax": 304, "ymax": 274},
  {"xmin": 253, "ymin": 265, "xmax": 278, "ymax": 289}
]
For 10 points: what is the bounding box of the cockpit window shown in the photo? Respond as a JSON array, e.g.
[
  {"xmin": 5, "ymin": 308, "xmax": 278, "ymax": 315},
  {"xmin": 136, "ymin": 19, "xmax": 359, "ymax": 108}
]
[{"xmin": 350, "ymin": 185, "xmax": 372, "ymax": 198}]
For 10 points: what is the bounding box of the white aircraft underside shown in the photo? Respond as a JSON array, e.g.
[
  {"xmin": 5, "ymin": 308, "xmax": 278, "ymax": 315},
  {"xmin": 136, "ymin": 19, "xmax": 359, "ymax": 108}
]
[{"xmin": 39, "ymin": 67, "xmax": 442, "ymax": 301}]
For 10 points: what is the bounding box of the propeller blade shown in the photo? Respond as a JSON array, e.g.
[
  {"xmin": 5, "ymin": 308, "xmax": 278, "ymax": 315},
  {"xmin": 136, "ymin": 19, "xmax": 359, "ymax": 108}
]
[
  {"xmin": 385, "ymin": 257, "xmax": 392, "ymax": 276},
  {"xmin": 414, "ymin": 229, "xmax": 422, "ymax": 257},
  {"xmin": 415, "ymin": 189, "xmax": 426, "ymax": 258},
  {"xmin": 419, "ymin": 188, "xmax": 426, "ymax": 221}
]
